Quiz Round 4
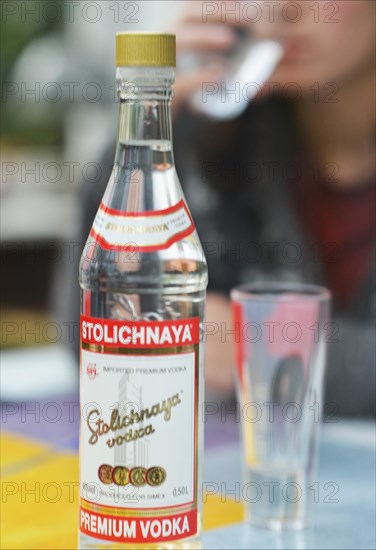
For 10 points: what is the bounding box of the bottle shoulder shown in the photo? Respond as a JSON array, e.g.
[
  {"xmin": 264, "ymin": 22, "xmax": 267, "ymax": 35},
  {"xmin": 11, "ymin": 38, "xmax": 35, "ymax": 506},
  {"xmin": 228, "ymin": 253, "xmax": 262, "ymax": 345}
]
[
  {"xmin": 80, "ymin": 147, "xmax": 208, "ymax": 293},
  {"xmin": 79, "ymin": 232, "xmax": 208, "ymax": 294}
]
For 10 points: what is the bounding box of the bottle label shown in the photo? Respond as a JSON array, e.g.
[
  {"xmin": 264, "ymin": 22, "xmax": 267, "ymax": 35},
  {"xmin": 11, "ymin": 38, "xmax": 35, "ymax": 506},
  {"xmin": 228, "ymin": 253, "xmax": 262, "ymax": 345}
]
[
  {"xmin": 90, "ymin": 200, "xmax": 194, "ymax": 252},
  {"xmin": 79, "ymin": 315, "xmax": 199, "ymax": 544}
]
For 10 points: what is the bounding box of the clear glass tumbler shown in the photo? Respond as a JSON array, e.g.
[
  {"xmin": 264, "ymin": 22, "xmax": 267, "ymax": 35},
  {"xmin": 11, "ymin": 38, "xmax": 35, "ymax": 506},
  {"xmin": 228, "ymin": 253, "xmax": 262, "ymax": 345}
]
[{"xmin": 230, "ymin": 282, "xmax": 331, "ymax": 530}]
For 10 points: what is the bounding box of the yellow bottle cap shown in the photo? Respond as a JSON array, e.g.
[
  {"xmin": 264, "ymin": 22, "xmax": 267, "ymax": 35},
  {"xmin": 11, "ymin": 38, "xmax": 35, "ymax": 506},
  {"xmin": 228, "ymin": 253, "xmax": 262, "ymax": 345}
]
[{"xmin": 116, "ymin": 32, "xmax": 176, "ymax": 67}]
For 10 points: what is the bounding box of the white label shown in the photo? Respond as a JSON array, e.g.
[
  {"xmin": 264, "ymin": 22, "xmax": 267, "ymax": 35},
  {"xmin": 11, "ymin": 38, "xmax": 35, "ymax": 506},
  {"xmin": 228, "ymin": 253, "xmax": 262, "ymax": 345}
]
[
  {"xmin": 80, "ymin": 350, "xmax": 196, "ymax": 509},
  {"xmin": 90, "ymin": 200, "xmax": 194, "ymax": 252}
]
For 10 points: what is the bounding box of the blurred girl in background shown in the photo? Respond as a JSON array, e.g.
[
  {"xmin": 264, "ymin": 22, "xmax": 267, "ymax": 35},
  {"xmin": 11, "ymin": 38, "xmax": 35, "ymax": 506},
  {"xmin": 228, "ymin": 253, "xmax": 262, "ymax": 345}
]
[{"xmin": 171, "ymin": 0, "xmax": 376, "ymax": 415}]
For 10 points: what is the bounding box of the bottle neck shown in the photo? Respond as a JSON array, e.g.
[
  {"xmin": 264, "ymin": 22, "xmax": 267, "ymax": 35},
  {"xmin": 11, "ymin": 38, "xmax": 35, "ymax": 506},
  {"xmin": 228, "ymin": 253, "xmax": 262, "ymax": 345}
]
[{"xmin": 115, "ymin": 66, "xmax": 175, "ymax": 160}]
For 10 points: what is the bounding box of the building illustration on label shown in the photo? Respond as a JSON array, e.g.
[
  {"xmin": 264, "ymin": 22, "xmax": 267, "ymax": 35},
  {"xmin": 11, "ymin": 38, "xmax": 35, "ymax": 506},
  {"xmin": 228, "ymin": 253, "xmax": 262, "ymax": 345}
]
[
  {"xmin": 115, "ymin": 372, "xmax": 150, "ymax": 470},
  {"xmin": 94, "ymin": 373, "xmax": 168, "ymax": 489}
]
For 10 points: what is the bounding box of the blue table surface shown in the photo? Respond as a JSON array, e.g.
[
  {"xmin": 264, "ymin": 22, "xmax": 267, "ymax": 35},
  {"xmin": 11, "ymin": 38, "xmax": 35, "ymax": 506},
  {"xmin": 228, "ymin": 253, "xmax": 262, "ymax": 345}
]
[
  {"xmin": 203, "ymin": 420, "xmax": 376, "ymax": 550},
  {"xmin": 2, "ymin": 395, "xmax": 375, "ymax": 549}
]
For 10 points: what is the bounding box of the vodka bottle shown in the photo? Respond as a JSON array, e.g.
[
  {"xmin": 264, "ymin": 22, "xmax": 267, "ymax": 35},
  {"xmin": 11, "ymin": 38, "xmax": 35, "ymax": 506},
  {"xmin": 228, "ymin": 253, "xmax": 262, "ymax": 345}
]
[{"xmin": 78, "ymin": 33, "xmax": 207, "ymax": 549}]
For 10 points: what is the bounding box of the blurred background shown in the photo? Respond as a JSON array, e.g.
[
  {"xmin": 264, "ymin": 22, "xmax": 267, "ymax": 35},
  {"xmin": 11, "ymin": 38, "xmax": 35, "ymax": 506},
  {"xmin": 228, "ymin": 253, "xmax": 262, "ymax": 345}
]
[
  {"xmin": 1, "ymin": 0, "xmax": 375, "ymax": 416},
  {"xmin": 1, "ymin": 1, "xmax": 184, "ymax": 400},
  {"xmin": 1, "ymin": 5, "xmax": 375, "ymax": 548}
]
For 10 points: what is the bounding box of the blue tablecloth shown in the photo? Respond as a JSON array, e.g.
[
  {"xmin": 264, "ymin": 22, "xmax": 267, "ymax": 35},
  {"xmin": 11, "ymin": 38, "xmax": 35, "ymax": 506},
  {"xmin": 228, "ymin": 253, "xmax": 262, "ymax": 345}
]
[
  {"xmin": 2, "ymin": 391, "xmax": 374, "ymax": 549},
  {"xmin": 203, "ymin": 420, "xmax": 375, "ymax": 549}
]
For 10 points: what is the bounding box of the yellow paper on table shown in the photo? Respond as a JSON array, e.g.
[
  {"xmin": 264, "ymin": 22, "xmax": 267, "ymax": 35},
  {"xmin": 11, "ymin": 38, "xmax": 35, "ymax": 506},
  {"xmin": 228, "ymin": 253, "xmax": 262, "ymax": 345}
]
[
  {"xmin": 1, "ymin": 433, "xmax": 244, "ymax": 549},
  {"xmin": 1, "ymin": 433, "xmax": 79, "ymax": 549}
]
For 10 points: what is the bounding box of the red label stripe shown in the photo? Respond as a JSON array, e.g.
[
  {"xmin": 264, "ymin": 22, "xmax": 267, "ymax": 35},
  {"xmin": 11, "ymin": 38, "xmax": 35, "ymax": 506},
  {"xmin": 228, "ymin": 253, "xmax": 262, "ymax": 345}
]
[
  {"xmin": 79, "ymin": 508, "xmax": 197, "ymax": 543},
  {"xmin": 81, "ymin": 316, "xmax": 200, "ymax": 349},
  {"xmin": 89, "ymin": 225, "xmax": 195, "ymax": 253},
  {"xmin": 89, "ymin": 199, "xmax": 195, "ymax": 252},
  {"xmin": 99, "ymin": 199, "xmax": 193, "ymax": 219}
]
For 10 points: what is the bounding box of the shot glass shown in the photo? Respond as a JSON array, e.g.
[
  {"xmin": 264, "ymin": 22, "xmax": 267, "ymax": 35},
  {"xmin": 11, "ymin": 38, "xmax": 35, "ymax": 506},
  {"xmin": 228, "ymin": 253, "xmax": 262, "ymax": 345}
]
[{"xmin": 230, "ymin": 282, "xmax": 331, "ymax": 530}]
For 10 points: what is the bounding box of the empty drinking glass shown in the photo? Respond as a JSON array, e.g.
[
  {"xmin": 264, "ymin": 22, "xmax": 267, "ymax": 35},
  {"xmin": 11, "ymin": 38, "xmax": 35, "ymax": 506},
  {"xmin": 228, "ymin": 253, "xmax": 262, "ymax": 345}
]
[{"xmin": 231, "ymin": 282, "xmax": 331, "ymax": 529}]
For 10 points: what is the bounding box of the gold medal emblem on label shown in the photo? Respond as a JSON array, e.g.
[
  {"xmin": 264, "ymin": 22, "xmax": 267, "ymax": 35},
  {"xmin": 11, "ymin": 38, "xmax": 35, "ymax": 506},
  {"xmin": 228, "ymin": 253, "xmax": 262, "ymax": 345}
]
[
  {"xmin": 146, "ymin": 466, "xmax": 167, "ymax": 486},
  {"xmin": 129, "ymin": 467, "xmax": 147, "ymax": 487},
  {"xmin": 112, "ymin": 466, "xmax": 130, "ymax": 486},
  {"xmin": 98, "ymin": 464, "xmax": 113, "ymax": 485}
]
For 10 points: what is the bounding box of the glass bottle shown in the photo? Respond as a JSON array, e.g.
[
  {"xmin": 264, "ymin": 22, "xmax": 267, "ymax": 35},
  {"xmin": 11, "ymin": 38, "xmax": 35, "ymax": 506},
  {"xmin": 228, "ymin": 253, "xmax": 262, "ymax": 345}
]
[{"xmin": 78, "ymin": 33, "xmax": 207, "ymax": 549}]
